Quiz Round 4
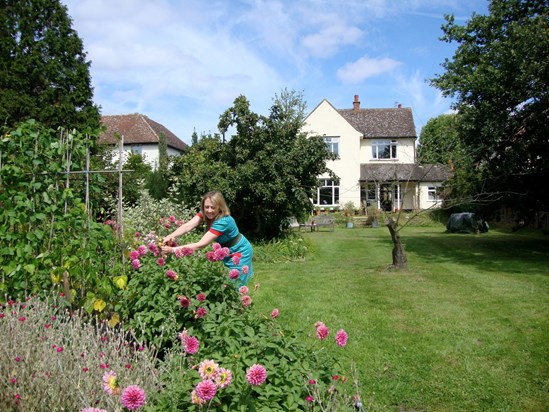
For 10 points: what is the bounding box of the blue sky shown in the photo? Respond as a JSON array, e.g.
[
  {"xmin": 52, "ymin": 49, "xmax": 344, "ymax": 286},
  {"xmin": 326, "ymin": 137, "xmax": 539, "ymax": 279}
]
[{"xmin": 61, "ymin": 0, "xmax": 489, "ymax": 144}]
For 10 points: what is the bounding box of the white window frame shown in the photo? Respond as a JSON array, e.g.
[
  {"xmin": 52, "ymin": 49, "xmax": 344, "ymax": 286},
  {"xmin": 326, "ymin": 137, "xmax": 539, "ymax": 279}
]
[
  {"xmin": 427, "ymin": 186, "xmax": 442, "ymax": 202},
  {"xmin": 324, "ymin": 136, "xmax": 339, "ymax": 157},
  {"xmin": 316, "ymin": 179, "xmax": 339, "ymax": 206},
  {"xmin": 372, "ymin": 140, "xmax": 397, "ymax": 160}
]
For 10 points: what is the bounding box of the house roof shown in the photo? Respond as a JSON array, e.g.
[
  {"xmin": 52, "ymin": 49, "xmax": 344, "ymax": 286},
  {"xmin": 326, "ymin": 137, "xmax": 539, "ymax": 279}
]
[
  {"xmin": 98, "ymin": 114, "xmax": 188, "ymax": 152},
  {"xmin": 337, "ymin": 107, "xmax": 417, "ymax": 138},
  {"xmin": 360, "ymin": 163, "xmax": 452, "ymax": 182}
]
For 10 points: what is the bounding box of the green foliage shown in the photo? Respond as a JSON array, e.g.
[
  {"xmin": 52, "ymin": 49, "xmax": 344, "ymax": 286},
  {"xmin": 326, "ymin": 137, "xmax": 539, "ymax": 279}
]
[
  {"xmin": 0, "ymin": 0, "xmax": 100, "ymax": 131},
  {"xmin": 172, "ymin": 90, "xmax": 335, "ymax": 240},
  {"xmin": 253, "ymin": 233, "xmax": 310, "ymax": 263},
  {"xmin": 418, "ymin": 113, "xmax": 461, "ymax": 166},
  {"xmin": 0, "ymin": 120, "xmax": 122, "ymax": 312},
  {"xmin": 430, "ymin": 0, "xmax": 549, "ymax": 214}
]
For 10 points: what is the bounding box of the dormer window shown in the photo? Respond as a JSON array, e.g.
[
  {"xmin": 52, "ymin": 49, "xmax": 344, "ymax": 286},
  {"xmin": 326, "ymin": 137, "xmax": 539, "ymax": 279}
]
[{"xmin": 372, "ymin": 140, "xmax": 397, "ymax": 160}]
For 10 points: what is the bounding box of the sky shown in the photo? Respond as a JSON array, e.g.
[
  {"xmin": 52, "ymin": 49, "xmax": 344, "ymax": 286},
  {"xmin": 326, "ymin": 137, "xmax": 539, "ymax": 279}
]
[{"xmin": 61, "ymin": 0, "xmax": 489, "ymax": 144}]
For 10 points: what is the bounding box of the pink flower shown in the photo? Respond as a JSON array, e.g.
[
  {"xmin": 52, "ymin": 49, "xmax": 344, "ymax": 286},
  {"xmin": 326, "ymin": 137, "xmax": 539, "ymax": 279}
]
[
  {"xmin": 306, "ymin": 396, "xmax": 314, "ymax": 403},
  {"xmin": 238, "ymin": 286, "xmax": 249, "ymax": 295},
  {"xmin": 120, "ymin": 385, "xmax": 146, "ymax": 410},
  {"xmin": 178, "ymin": 296, "xmax": 190, "ymax": 308},
  {"xmin": 335, "ymin": 329, "xmax": 348, "ymax": 347},
  {"xmin": 56, "ymin": 346, "xmax": 63, "ymax": 353},
  {"xmin": 198, "ymin": 359, "xmax": 219, "ymax": 379},
  {"xmin": 315, "ymin": 322, "xmax": 329, "ymax": 340},
  {"xmin": 102, "ymin": 370, "xmax": 120, "ymax": 395},
  {"xmin": 229, "ymin": 269, "xmax": 240, "ymax": 280},
  {"xmin": 81, "ymin": 408, "xmax": 107, "ymax": 412},
  {"xmin": 271, "ymin": 308, "xmax": 279, "ymax": 319},
  {"xmin": 148, "ymin": 243, "xmax": 159, "ymax": 255},
  {"xmin": 246, "ymin": 364, "xmax": 267, "ymax": 385},
  {"xmin": 18, "ymin": 316, "xmax": 26, "ymax": 321},
  {"xmin": 0, "ymin": 313, "xmax": 4, "ymax": 319},
  {"xmin": 231, "ymin": 254, "xmax": 241, "ymax": 265},
  {"xmin": 135, "ymin": 232, "xmax": 140, "ymax": 238},
  {"xmin": 15, "ymin": 356, "xmax": 21, "ymax": 362},
  {"xmin": 131, "ymin": 259, "xmax": 140, "ymax": 269},
  {"xmin": 138, "ymin": 245, "xmax": 147, "ymax": 256},
  {"xmin": 191, "ymin": 390, "xmax": 206, "ymax": 406},
  {"xmin": 196, "ymin": 292, "xmax": 206, "ymax": 302},
  {"xmin": 196, "ymin": 307, "xmax": 207, "ymax": 318},
  {"xmin": 212, "ymin": 243, "xmax": 221, "ymax": 251},
  {"xmin": 241, "ymin": 295, "xmax": 252, "ymax": 307},
  {"xmin": 175, "ymin": 246, "xmax": 194, "ymax": 257},
  {"xmin": 215, "ymin": 368, "xmax": 232, "ymax": 389},
  {"xmin": 242, "ymin": 265, "xmax": 249, "ymax": 275},
  {"xmin": 183, "ymin": 336, "xmax": 200, "ymax": 354},
  {"xmin": 130, "ymin": 250, "xmax": 140, "ymax": 260},
  {"xmin": 165, "ymin": 270, "xmax": 178, "ymax": 280},
  {"xmin": 169, "ymin": 215, "xmax": 176, "ymax": 223},
  {"xmin": 156, "ymin": 257, "xmax": 165, "ymax": 266},
  {"xmin": 309, "ymin": 379, "xmax": 316, "ymax": 385},
  {"xmin": 195, "ymin": 379, "xmax": 217, "ymax": 401}
]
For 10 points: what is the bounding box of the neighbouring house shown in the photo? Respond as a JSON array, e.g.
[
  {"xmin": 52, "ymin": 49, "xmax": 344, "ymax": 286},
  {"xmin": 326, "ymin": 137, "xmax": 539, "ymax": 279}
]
[
  {"xmin": 302, "ymin": 95, "xmax": 452, "ymax": 211},
  {"xmin": 98, "ymin": 114, "xmax": 188, "ymax": 169}
]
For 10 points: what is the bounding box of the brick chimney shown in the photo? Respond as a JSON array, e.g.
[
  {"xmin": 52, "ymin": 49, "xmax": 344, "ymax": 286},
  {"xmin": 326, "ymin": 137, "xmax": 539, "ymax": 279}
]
[{"xmin": 353, "ymin": 94, "xmax": 360, "ymax": 111}]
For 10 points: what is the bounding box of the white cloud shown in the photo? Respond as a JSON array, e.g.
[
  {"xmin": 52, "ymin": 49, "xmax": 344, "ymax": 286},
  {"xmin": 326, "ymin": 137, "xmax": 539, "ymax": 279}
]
[
  {"xmin": 302, "ymin": 24, "xmax": 363, "ymax": 58},
  {"xmin": 336, "ymin": 56, "xmax": 402, "ymax": 84}
]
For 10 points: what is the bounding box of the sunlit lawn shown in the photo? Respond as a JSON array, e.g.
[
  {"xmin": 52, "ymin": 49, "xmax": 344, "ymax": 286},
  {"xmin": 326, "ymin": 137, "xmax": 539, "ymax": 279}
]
[{"xmin": 251, "ymin": 224, "xmax": 549, "ymax": 411}]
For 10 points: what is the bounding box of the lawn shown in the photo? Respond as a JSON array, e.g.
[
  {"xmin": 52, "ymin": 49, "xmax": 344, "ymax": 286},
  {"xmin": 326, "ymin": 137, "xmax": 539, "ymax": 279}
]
[{"xmin": 251, "ymin": 224, "xmax": 549, "ymax": 412}]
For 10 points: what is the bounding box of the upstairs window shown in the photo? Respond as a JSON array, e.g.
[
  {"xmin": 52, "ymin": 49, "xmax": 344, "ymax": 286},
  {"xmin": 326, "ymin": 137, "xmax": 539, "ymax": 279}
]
[
  {"xmin": 372, "ymin": 140, "xmax": 397, "ymax": 159},
  {"xmin": 324, "ymin": 136, "xmax": 339, "ymax": 157},
  {"xmin": 131, "ymin": 145, "xmax": 143, "ymax": 155}
]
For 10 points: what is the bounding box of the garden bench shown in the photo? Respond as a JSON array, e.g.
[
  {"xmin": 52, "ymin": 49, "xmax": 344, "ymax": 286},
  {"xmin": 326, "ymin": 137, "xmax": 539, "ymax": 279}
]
[{"xmin": 311, "ymin": 215, "xmax": 335, "ymax": 232}]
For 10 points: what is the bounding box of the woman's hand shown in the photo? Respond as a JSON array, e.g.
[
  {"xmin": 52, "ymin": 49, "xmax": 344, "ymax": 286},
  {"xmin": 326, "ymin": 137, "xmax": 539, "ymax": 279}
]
[
  {"xmin": 162, "ymin": 235, "xmax": 173, "ymax": 246},
  {"xmin": 161, "ymin": 245, "xmax": 174, "ymax": 254}
]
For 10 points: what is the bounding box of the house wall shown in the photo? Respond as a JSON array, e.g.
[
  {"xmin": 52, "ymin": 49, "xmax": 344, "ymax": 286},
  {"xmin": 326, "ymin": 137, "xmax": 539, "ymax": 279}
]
[
  {"xmin": 417, "ymin": 182, "xmax": 443, "ymax": 210},
  {"xmin": 360, "ymin": 138, "xmax": 416, "ymax": 164},
  {"xmin": 302, "ymin": 100, "xmax": 362, "ymax": 209},
  {"xmin": 108, "ymin": 144, "xmax": 183, "ymax": 169}
]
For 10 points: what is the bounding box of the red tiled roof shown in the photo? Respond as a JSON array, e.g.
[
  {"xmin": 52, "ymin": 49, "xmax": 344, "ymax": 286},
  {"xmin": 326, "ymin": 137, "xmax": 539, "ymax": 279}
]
[{"xmin": 98, "ymin": 114, "xmax": 188, "ymax": 152}]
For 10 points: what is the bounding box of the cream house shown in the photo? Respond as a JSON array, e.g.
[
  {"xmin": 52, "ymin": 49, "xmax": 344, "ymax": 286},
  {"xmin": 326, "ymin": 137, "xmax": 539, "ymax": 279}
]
[
  {"xmin": 98, "ymin": 114, "xmax": 188, "ymax": 169},
  {"xmin": 302, "ymin": 95, "xmax": 451, "ymax": 211}
]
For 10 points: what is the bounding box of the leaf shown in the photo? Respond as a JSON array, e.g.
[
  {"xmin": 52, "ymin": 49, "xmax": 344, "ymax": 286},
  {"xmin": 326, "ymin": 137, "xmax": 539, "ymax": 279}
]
[{"xmin": 93, "ymin": 299, "xmax": 107, "ymax": 312}]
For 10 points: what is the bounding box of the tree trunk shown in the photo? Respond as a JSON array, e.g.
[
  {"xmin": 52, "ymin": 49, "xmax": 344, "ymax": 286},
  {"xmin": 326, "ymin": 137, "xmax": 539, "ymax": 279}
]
[{"xmin": 387, "ymin": 218, "xmax": 407, "ymax": 269}]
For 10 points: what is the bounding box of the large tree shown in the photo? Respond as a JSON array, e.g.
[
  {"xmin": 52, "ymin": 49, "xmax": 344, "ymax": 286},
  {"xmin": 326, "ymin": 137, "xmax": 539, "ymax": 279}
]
[
  {"xmin": 430, "ymin": 0, "xmax": 549, "ymax": 214},
  {"xmin": 172, "ymin": 89, "xmax": 334, "ymax": 239},
  {"xmin": 0, "ymin": 0, "xmax": 100, "ymax": 131}
]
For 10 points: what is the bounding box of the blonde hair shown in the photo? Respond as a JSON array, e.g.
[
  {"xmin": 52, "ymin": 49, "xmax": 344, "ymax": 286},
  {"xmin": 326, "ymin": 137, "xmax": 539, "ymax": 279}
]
[{"xmin": 200, "ymin": 191, "xmax": 230, "ymax": 221}]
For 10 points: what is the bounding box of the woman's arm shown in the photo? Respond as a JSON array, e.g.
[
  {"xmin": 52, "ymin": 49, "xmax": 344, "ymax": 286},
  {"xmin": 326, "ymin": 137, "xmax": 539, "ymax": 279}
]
[
  {"xmin": 162, "ymin": 214, "xmax": 202, "ymax": 244},
  {"xmin": 161, "ymin": 231, "xmax": 218, "ymax": 254}
]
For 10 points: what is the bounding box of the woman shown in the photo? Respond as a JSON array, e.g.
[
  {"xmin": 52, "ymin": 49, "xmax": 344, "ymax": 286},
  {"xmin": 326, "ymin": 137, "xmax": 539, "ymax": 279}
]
[{"xmin": 161, "ymin": 191, "xmax": 253, "ymax": 286}]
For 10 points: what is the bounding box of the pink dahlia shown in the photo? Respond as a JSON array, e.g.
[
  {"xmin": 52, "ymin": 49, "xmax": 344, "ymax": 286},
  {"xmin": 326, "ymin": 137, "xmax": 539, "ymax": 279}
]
[
  {"xmin": 178, "ymin": 295, "xmax": 190, "ymax": 308},
  {"xmin": 120, "ymin": 385, "xmax": 146, "ymax": 410},
  {"xmin": 165, "ymin": 270, "xmax": 178, "ymax": 281},
  {"xmin": 129, "ymin": 250, "xmax": 140, "ymax": 260},
  {"xmin": 175, "ymin": 246, "xmax": 194, "ymax": 257},
  {"xmin": 196, "ymin": 292, "xmax": 206, "ymax": 302},
  {"xmin": 271, "ymin": 308, "xmax": 279, "ymax": 319},
  {"xmin": 212, "ymin": 242, "xmax": 221, "ymax": 251},
  {"xmin": 138, "ymin": 245, "xmax": 147, "ymax": 256},
  {"xmin": 156, "ymin": 257, "xmax": 165, "ymax": 266},
  {"xmin": 242, "ymin": 265, "xmax": 249, "ymax": 275},
  {"xmin": 195, "ymin": 379, "xmax": 217, "ymax": 401},
  {"xmin": 183, "ymin": 336, "xmax": 200, "ymax": 354},
  {"xmin": 315, "ymin": 322, "xmax": 329, "ymax": 340},
  {"xmin": 215, "ymin": 368, "xmax": 232, "ymax": 389},
  {"xmin": 229, "ymin": 269, "xmax": 240, "ymax": 280},
  {"xmin": 238, "ymin": 286, "xmax": 249, "ymax": 295},
  {"xmin": 231, "ymin": 253, "xmax": 241, "ymax": 265},
  {"xmin": 131, "ymin": 259, "xmax": 140, "ymax": 269},
  {"xmin": 191, "ymin": 390, "xmax": 206, "ymax": 406},
  {"xmin": 198, "ymin": 359, "xmax": 219, "ymax": 379},
  {"xmin": 102, "ymin": 370, "xmax": 120, "ymax": 395},
  {"xmin": 196, "ymin": 307, "xmax": 207, "ymax": 318},
  {"xmin": 335, "ymin": 329, "xmax": 348, "ymax": 347},
  {"xmin": 246, "ymin": 364, "xmax": 267, "ymax": 386},
  {"xmin": 241, "ymin": 295, "xmax": 252, "ymax": 307}
]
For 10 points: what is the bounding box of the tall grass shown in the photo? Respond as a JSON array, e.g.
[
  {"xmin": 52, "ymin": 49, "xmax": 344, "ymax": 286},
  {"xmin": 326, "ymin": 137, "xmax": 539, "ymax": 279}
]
[{"xmin": 251, "ymin": 225, "xmax": 549, "ymax": 411}]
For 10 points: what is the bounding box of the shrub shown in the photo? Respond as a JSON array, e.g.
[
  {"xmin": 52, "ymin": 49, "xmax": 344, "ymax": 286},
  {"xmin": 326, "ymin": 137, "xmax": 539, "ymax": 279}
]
[{"xmin": 0, "ymin": 296, "xmax": 161, "ymax": 411}]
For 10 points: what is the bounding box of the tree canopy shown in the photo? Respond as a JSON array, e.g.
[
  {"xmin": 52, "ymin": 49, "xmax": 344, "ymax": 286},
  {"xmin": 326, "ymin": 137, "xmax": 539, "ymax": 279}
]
[
  {"xmin": 418, "ymin": 113, "xmax": 461, "ymax": 167},
  {"xmin": 0, "ymin": 0, "xmax": 100, "ymax": 132},
  {"xmin": 171, "ymin": 89, "xmax": 334, "ymax": 239},
  {"xmin": 430, "ymin": 0, "xmax": 549, "ymax": 213}
]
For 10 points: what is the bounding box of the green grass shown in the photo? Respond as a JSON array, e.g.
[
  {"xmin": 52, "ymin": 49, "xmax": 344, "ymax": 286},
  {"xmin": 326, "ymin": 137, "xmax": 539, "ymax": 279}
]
[{"xmin": 251, "ymin": 225, "xmax": 549, "ymax": 411}]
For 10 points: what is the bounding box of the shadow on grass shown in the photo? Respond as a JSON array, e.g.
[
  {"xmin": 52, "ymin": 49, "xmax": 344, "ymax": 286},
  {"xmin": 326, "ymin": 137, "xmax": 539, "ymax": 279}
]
[{"xmin": 402, "ymin": 228, "xmax": 549, "ymax": 276}]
